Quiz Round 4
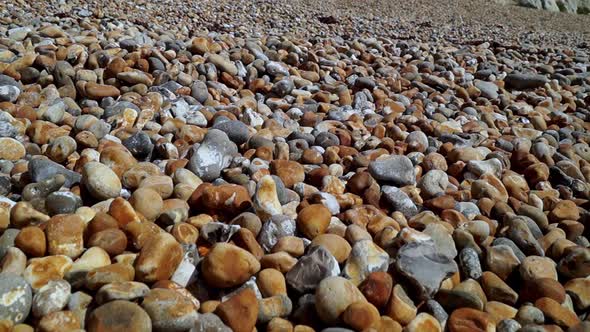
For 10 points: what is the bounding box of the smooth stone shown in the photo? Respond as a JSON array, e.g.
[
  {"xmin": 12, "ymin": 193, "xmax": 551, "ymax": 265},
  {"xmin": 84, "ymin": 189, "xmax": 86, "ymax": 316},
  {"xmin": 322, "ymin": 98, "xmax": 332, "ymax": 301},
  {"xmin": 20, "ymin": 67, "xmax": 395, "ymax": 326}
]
[
  {"xmin": 285, "ymin": 245, "xmax": 340, "ymax": 293},
  {"xmin": 369, "ymin": 155, "xmax": 416, "ymax": 186},
  {"xmin": 0, "ymin": 273, "xmax": 32, "ymax": 324},
  {"xmin": 395, "ymin": 240, "xmax": 458, "ymax": 299}
]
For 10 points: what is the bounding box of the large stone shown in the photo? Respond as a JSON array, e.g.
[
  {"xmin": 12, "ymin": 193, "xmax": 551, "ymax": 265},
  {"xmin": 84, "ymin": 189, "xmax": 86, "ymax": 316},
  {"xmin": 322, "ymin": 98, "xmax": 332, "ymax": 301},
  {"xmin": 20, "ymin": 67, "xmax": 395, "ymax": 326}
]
[
  {"xmin": 87, "ymin": 300, "xmax": 152, "ymax": 332},
  {"xmin": 395, "ymin": 240, "xmax": 458, "ymax": 299},
  {"xmin": 368, "ymin": 155, "xmax": 416, "ymax": 186},
  {"xmin": 134, "ymin": 232, "xmax": 183, "ymax": 283},
  {"xmin": 0, "ymin": 273, "xmax": 32, "ymax": 324},
  {"xmin": 201, "ymin": 243, "xmax": 261, "ymax": 288},
  {"xmin": 343, "ymin": 240, "xmax": 389, "ymax": 285},
  {"xmin": 28, "ymin": 159, "xmax": 81, "ymax": 188},
  {"xmin": 381, "ymin": 186, "xmax": 418, "ymax": 218},
  {"xmin": 141, "ymin": 288, "xmax": 199, "ymax": 332},
  {"xmin": 187, "ymin": 129, "xmax": 238, "ymax": 182},
  {"xmin": 285, "ymin": 245, "xmax": 340, "ymax": 293},
  {"xmin": 315, "ymin": 276, "xmax": 366, "ymax": 324}
]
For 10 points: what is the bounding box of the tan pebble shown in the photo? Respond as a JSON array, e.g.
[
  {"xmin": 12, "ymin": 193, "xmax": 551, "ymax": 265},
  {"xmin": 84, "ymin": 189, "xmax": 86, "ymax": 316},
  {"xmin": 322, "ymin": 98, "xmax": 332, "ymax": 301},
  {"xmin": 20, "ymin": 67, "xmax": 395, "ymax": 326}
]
[
  {"xmin": 385, "ymin": 284, "xmax": 417, "ymax": 325},
  {"xmin": 535, "ymin": 297, "xmax": 580, "ymax": 328},
  {"xmin": 37, "ymin": 311, "xmax": 80, "ymax": 332},
  {"xmin": 24, "ymin": 255, "xmax": 73, "ymax": 290},
  {"xmin": 404, "ymin": 313, "xmax": 442, "ymax": 332},
  {"xmin": 1, "ymin": 247, "xmax": 26, "ymax": 275},
  {"xmin": 10, "ymin": 201, "xmax": 50, "ymax": 228},
  {"xmin": 199, "ymin": 300, "xmax": 220, "ymax": 313},
  {"xmin": 232, "ymin": 228, "xmax": 264, "ymax": 260},
  {"xmin": 129, "ymin": 188, "xmax": 163, "ymax": 221},
  {"xmin": 258, "ymin": 294, "xmax": 293, "ymax": 323},
  {"xmin": 138, "ymin": 175, "xmax": 173, "ymax": 199},
  {"xmin": 11, "ymin": 324, "xmax": 34, "ymax": 332},
  {"xmin": 86, "ymin": 262, "xmax": 135, "ymax": 290},
  {"xmin": 0, "ymin": 138, "xmax": 25, "ymax": 161},
  {"xmin": 260, "ymin": 252, "xmax": 298, "ymax": 273},
  {"xmin": 171, "ymin": 223, "xmax": 199, "ymax": 244},
  {"xmin": 270, "ymin": 160, "xmax": 305, "ymax": 188},
  {"xmin": 87, "ymin": 300, "xmax": 151, "ymax": 332},
  {"xmin": 342, "ymin": 301, "xmax": 380, "ymax": 331},
  {"xmin": 257, "ymin": 268, "xmax": 287, "ymax": 297},
  {"xmin": 484, "ymin": 301, "xmax": 517, "ymax": 324},
  {"xmin": 272, "ymin": 236, "xmax": 305, "ymax": 257},
  {"xmin": 201, "ymin": 243, "xmax": 260, "ymax": 288},
  {"xmin": 45, "ymin": 214, "xmax": 85, "ymax": 258},
  {"xmin": 108, "ymin": 197, "xmax": 140, "ymax": 227},
  {"xmin": 448, "ymin": 308, "xmax": 495, "ymax": 332},
  {"xmin": 297, "ymin": 204, "xmax": 331, "ymax": 239},
  {"xmin": 310, "ymin": 233, "xmax": 351, "ymax": 263},
  {"xmin": 315, "ymin": 276, "xmax": 366, "ymax": 324},
  {"xmin": 267, "ymin": 317, "xmax": 293, "ymax": 332},
  {"xmin": 565, "ymin": 278, "xmax": 590, "ymax": 310},
  {"xmin": 134, "ymin": 232, "xmax": 182, "ymax": 283},
  {"xmin": 215, "ymin": 288, "xmax": 258, "ymax": 332},
  {"xmin": 88, "ymin": 229, "xmax": 128, "ymax": 256},
  {"xmin": 519, "ymin": 255, "xmax": 558, "ymax": 281},
  {"xmin": 14, "ymin": 226, "xmax": 46, "ymax": 257}
]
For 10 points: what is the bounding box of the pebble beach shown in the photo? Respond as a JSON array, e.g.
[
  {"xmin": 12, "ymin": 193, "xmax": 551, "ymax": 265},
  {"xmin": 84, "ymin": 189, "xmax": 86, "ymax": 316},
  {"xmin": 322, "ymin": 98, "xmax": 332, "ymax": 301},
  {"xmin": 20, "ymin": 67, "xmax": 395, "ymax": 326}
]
[{"xmin": 0, "ymin": 0, "xmax": 590, "ymax": 331}]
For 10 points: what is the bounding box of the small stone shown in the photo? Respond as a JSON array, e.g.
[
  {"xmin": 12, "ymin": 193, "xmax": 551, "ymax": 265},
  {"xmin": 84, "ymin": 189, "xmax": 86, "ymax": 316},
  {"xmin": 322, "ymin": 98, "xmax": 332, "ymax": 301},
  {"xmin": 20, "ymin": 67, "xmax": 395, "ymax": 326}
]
[
  {"xmin": 257, "ymin": 294, "xmax": 293, "ymax": 323},
  {"xmin": 343, "ymin": 240, "xmax": 389, "ymax": 285},
  {"xmin": 564, "ymin": 278, "xmax": 590, "ymax": 310},
  {"xmin": 369, "ymin": 155, "xmax": 416, "ymax": 186},
  {"xmin": 14, "ymin": 226, "xmax": 46, "ymax": 257},
  {"xmin": 187, "ymin": 129, "xmax": 237, "ymax": 182},
  {"xmin": 191, "ymin": 313, "xmax": 231, "ymax": 332},
  {"xmin": 0, "ymin": 273, "xmax": 32, "ymax": 324},
  {"xmin": 386, "ymin": 284, "xmax": 417, "ymax": 325},
  {"xmin": 141, "ymin": 288, "xmax": 199, "ymax": 332},
  {"xmin": 395, "ymin": 240, "xmax": 458, "ymax": 299},
  {"xmin": 342, "ymin": 301, "xmax": 380, "ymax": 331},
  {"xmin": 505, "ymin": 73, "xmax": 549, "ymax": 90},
  {"xmin": 519, "ymin": 256, "xmax": 558, "ymax": 281},
  {"xmin": 134, "ymin": 232, "xmax": 183, "ymax": 283},
  {"xmin": 296, "ymin": 204, "xmax": 331, "ymax": 239},
  {"xmin": 481, "ymin": 272, "xmax": 518, "ymax": 305},
  {"xmin": 486, "ymin": 245, "xmax": 521, "ymax": 280},
  {"xmin": 82, "ymin": 162, "xmax": 122, "ymax": 200},
  {"xmin": 535, "ymin": 297, "xmax": 580, "ymax": 328},
  {"xmin": 257, "ymin": 268, "xmax": 287, "ymax": 297},
  {"xmin": 24, "ymin": 255, "xmax": 73, "ymax": 290},
  {"xmin": 201, "ymin": 243, "xmax": 261, "ymax": 288},
  {"xmin": 381, "ymin": 186, "xmax": 418, "ymax": 218},
  {"xmin": 32, "ymin": 280, "xmax": 71, "ymax": 318},
  {"xmin": 87, "ymin": 300, "xmax": 152, "ymax": 332},
  {"xmin": 286, "ymin": 245, "xmax": 340, "ymax": 293},
  {"xmin": 315, "ymin": 276, "xmax": 366, "ymax": 324},
  {"xmin": 45, "ymin": 214, "xmax": 85, "ymax": 258},
  {"xmin": 37, "ymin": 310, "xmax": 80, "ymax": 332},
  {"xmin": 405, "ymin": 313, "xmax": 443, "ymax": 332},
  {"xmin": 358, "ymin": 271, "xmax": 393, "ymax": 309},
  {"xmin": 448, "ymin": 308, "xmax": 494, "ymax": 332},
  {"xmin": 0, "ymin": 138, "xmax": 25, "ymax": 161},
  {"xmin": 96, "ymin": 281, "xmax": 150, "ymax": 304},
  {"xmin": 215, "ymin": 288, "xmax": 258, "ymax": 332}
]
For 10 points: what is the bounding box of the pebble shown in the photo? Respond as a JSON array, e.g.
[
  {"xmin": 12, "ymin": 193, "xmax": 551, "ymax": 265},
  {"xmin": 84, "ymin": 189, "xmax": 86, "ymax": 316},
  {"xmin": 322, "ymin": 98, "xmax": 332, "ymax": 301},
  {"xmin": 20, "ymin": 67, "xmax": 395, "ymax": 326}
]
[
  {"xmin": 32, "ymin": 280, "xmax": 71, "ymax": 318},
  {"xmin": 201, "ymin": 243, "xmax": 261, "ymax": 288},
  {"xmin": 286, "ymin": 245, "xmax": 340, "ymax": 293},
  {"xmin": 141, "ymin": 288, "xmax": 199, "ymax": 332},
  {"xmin": 315, "ymin": 276, "xmax": 366, "ymax": 324},
  {"xmin": 82, "ymin": 162, "xmax": 122, "ymax": 200},
  {"xmin": 0, "ymin": 273, "xmax": 32, "ymax": 324},
  {"xmin": 87, "ymin": 300, "xmax": 152, "ymax": 332}
]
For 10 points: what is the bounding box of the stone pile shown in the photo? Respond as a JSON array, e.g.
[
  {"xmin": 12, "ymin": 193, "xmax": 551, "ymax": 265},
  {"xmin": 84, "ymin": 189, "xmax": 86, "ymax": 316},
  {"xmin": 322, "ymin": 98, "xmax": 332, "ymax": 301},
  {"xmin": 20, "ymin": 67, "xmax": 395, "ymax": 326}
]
[{"xmin": 0, "ymin": 0, "xmax": 589, "ymax": 332}]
